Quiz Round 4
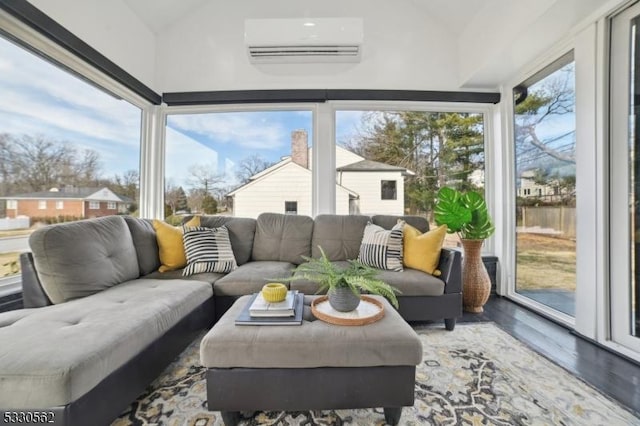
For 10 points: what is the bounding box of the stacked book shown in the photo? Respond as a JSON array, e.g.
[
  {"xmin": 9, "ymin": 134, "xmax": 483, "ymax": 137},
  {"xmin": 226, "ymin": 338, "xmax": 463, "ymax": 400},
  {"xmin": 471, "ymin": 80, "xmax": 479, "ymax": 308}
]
[{"xmin": 235, "ymin": 290, "xmax": 304, "ymax": 326}]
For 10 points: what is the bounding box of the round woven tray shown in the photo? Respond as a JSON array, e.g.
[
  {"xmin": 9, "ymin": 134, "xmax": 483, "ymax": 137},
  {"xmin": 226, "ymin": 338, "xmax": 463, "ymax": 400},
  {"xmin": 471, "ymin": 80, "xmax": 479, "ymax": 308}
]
[{"xmin": 311, "ymin": 295, "xmax": 385, "ymax": 326}]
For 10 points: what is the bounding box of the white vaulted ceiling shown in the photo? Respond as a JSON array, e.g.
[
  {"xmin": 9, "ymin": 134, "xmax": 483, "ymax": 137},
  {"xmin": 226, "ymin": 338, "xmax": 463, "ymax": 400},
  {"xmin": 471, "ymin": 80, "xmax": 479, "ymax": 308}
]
[{"xmin": 26, "ymin": 0, "xmax": 623, "ymax": 93}]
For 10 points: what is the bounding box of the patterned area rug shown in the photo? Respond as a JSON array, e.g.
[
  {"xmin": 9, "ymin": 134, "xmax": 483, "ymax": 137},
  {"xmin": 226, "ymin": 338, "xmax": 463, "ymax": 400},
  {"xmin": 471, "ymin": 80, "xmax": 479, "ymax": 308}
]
[{"xmin": 112, "ymin": 323, "xmax": 640, "ymax": 425}]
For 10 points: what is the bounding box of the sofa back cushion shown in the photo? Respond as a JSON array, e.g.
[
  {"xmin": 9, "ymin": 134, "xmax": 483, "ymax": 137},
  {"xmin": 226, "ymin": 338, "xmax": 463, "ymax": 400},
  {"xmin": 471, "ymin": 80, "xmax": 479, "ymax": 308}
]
[
  {"xmin": 252, "ymin": 213, "xmax": 314, "ymax": 264},
  {"xmin": 29, "ymin": 215, "xmax": 140, "ymax": 304},
  {"xmin": 191, "ymin": 215, "xmax": 256, "ymax": 266},
  {"xmin": 123, "ymin": 216, "xmax": 160, "ymax": 276},
  {"xmin": 372, "ymin": 215, "xmax": 429, "ymax": 232},
  {"xmin": 312, "ymin": 215, "xmax": 370, "ymax": 261}
]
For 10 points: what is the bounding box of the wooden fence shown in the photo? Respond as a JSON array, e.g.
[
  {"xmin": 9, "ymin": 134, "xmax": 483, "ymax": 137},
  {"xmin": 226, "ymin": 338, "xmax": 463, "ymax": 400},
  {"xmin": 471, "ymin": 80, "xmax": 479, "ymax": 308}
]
[{"xmin": 517, "ymin": 206, "xmax": 576, "ymax": 239}]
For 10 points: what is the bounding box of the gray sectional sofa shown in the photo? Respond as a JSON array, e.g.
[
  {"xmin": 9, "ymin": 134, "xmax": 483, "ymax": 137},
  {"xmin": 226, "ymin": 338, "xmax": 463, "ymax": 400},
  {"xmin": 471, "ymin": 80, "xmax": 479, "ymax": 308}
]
[{"xmin": 0, "ymin": 212, "xmax": 461, "ymax": 426}]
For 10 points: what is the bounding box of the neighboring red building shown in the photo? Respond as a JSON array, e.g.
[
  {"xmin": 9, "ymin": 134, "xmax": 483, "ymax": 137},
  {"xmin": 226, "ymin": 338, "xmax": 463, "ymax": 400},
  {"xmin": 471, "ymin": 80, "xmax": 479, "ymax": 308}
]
[{"xmin": 1, "ymin": 187, "xmax": 133, "ymax": 219}]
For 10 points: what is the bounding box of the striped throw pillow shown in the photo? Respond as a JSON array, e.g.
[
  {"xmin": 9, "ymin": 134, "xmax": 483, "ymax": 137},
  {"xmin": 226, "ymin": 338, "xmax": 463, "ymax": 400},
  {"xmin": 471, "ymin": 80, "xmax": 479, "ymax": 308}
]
[
  {"xmin": 357, "ymin": 221, "xmax": 404, "ymax": 271},
  {"xmin": 182, "ymin": 226, "xmax": 237, "ymax": 276}
]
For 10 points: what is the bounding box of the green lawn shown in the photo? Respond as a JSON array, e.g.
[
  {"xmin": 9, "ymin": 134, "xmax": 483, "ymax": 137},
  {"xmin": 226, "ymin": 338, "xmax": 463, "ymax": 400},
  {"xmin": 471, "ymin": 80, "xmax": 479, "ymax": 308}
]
[{"xmin": 516, "ymin": 233, "xmax": 576, "ymax": 291}]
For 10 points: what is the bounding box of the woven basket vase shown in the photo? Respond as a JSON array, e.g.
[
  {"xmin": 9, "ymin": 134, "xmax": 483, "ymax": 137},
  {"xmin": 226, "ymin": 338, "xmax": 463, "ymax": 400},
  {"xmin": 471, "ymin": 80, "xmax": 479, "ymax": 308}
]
[{"xmin": 461, "ymin": 239, "xmax": 491, "ymax": 313}]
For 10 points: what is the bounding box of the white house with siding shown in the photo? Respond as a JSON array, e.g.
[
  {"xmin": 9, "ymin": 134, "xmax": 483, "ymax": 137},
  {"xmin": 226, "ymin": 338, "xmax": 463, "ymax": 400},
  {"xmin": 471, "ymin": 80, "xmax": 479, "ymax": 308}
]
[{"xmin": 227, "ymin": 130, "xmax": 409, "ymax": 218}]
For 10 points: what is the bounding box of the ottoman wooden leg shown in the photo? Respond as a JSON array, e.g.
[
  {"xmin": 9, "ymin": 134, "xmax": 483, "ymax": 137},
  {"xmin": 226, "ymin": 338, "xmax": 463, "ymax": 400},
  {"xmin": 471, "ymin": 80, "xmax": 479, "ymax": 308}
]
[
  {"xmin": 384, "ymin": 407, "xmax": 403, "ymax": 425},
  {"xmin": 221, "ymin": 411, "xmax": 241, "ymax": 426}
]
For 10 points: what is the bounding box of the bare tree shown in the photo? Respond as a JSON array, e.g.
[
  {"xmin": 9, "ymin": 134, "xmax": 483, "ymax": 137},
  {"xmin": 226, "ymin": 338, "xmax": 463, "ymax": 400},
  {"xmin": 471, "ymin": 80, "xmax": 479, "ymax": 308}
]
[
  {"xmin": 186, "ymin": 163, "xmax": 225, "ymax": 195},
  {"xmin": 235, "ymin": 154, "xmax": 272, "ymax": 184},
  {"xmin": 515, "ymin": 65, "xmax": 575, "ymax": 165},
  {"xmin": 2, "ymin": 134, "xmax": 102, "ymax": 193}
]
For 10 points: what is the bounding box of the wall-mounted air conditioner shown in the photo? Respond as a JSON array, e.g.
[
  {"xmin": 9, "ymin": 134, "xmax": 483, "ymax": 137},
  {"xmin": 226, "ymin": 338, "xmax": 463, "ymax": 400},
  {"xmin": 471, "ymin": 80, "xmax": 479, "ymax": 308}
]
[{"xmin": 244, "ymin": 18, "xmax": 363, "ymax": 63}]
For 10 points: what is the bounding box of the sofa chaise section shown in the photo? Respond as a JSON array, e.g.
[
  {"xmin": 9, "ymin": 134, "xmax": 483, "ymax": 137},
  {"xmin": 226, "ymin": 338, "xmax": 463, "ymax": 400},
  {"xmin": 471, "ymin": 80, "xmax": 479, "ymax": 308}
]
[{"xmin": 1, "ymin": 216, "xmax": 215, "ymax": 426}]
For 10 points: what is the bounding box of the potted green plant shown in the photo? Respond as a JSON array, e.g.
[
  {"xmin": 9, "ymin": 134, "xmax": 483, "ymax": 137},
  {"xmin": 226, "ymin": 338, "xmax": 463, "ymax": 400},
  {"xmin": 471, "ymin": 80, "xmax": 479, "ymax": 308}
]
[
  {"xmin": 434, "ymin": 187, "xmax": 495, "ymax": 313},
  {"xmin": 288, "ymin": 247, "xmax": 400, "ymax": 312}
]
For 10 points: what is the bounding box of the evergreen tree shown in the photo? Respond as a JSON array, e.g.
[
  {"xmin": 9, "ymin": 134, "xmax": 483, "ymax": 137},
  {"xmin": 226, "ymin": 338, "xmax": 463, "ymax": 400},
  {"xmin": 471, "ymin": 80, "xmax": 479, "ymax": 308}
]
[
  {"xmin": 343, "ymin": 111, "xmax": 484, "ymax": 215},
  {"xmin": 201, "ymin": 194, "xmax": 217, "ymax": 214}
]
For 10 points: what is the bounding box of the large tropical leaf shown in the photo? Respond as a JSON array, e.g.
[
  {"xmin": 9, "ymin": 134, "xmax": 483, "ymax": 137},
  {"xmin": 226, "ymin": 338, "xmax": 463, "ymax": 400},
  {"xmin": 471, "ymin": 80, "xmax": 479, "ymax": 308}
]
[
  {"xmin": 461, "ymin": 191, "xmax": 495, "ymax": 239},
  {"xmin": 434, "ymin": 187, "xmax": 471, "ymax": 233}
]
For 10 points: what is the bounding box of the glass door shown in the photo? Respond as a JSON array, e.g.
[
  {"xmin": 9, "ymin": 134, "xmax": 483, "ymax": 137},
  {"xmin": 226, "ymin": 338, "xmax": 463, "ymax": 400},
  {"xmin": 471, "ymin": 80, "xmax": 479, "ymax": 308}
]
[
  {"xmin": 610, "ymin": 2, "xmax": 640, "ymax": 352},
  {"xmin": 512, "ymin": 52, "xmax": 577, "ymax": 318}
]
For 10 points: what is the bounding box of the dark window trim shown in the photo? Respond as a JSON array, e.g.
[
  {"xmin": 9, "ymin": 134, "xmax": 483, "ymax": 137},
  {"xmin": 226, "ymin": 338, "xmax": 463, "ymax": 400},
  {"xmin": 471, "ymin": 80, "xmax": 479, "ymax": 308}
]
[
  {"xmin": 163, "ymin": 89, "xmax": 501, "ymax": 106},
  {"xmin": 0, "ymin": 0, "xmax": 161, "ymax": 105}
]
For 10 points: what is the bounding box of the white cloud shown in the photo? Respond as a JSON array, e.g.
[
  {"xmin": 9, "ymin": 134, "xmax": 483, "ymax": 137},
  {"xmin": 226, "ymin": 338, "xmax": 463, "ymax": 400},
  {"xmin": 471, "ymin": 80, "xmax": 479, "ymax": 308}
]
[
  {"xmin": 165, "ymin": 127, "xmax": 220, "ymax": 188},
  {"xmin": 336, "ymin": 110, "xmax": 366, "ymax": 144},
  {"xmin": 168, "ymin": 112, "xmax": 288, "ymax": 151},
  {"xmin": 0, "ymin": 37, "xmax": 141, "ymax": 146}
]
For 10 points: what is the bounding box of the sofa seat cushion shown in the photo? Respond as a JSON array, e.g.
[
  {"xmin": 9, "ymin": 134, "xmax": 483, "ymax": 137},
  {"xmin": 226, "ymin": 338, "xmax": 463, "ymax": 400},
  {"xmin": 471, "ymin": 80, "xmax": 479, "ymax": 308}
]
[
  {"xmin": 143, "ymin": 269, "xmax": 224, "ymax": 285},
  {"xmin": 0, "ymin": 279, "xmax": 212, "ymax": 408},
  {"xmin": 213, "ymin": 261, "xmax": 295, "ymax": 296},
  {"xmin": 374, "ymin": 268, "xmax": 445, "ymax": 296},
  {"xmin": 201, "ymin": 295, "xmax": 422, "ymax": 369},
  {"xmin": 29, "ymin": 216, "xmax": 140, "ymax": 304},
  {"xmin": 289, "ymin": 261, "xmax": 351, "ymax": 294}
]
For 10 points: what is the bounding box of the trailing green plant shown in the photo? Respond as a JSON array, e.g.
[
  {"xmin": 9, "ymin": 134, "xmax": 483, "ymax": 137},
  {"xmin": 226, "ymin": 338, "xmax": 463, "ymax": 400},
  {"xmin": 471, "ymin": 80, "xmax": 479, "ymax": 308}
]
[
  {"xmin": 283, "ymin": 247, "xmax": 400, "ymax": 308},
  {"xmin": 434, "ymin": 187, "xmax": 495, "ymax": 240}
]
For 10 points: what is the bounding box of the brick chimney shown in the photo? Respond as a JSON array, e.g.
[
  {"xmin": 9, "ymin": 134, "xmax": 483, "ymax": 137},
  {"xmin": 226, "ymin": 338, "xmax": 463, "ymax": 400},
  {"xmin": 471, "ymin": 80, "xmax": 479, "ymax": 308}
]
[{"xmin": 291, "ymin": 130, "xmax": 308, "ymax": 169}]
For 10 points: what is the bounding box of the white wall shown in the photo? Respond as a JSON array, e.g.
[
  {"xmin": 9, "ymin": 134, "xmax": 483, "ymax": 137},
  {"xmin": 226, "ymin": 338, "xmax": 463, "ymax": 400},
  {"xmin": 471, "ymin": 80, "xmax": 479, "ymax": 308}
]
[
  {"xmin": 28, "ymin": 0, "xmax": 158, "ymax": 91},
  {"xmin": 233, "ymin": 162, "xmax": 312, "ymax": 218},
  {"xmin": 155, "ymin": 0, "xmax": 461, "ymax": 92},
  {"xmin": 339, "ymin": 171, "xmax": 404, "ymax": 215},
  {"xmin": 25, "ymin": 0, "xmax": 622, "ymax": 93},
  {"xmin": 336, "ymin": 186, "xmax": 351, "ymax": 215},
  {"xmin": 335, "ymin": 146, "xmax": 364, "ymax": 168}
]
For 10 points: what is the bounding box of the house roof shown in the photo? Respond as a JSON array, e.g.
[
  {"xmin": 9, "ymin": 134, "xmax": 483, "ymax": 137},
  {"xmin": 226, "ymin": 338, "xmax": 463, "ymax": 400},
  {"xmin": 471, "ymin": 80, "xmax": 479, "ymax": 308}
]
[
  {"xmin": 0, "ymin": 187, "xmax": 131, "ymax": 202},
  {"xmin": 336, "ymin": 160, "xmax": 407, "ymax": 172}
]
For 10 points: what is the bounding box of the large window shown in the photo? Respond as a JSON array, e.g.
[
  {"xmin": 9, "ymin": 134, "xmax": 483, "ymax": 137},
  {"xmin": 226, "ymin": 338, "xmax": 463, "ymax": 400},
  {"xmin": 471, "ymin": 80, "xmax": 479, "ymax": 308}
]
[
  {"xmin": 513, "ymin": 52, "xmax": 576, "ymax": 317},
  {"xmin": 0, "ymin": 35, "xmax": 142, "ymax": 279},
  {"xmin": 335, "ymin": 109, "xmax": 486, "ymax": 247},
  {"xmin": 164, "ymin": 110, "xmax": 312, "ymax": 222}
]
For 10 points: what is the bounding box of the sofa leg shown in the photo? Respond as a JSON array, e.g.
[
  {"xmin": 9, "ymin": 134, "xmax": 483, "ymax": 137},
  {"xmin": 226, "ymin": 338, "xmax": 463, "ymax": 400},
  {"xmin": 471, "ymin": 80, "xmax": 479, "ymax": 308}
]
[
  {"xmin": 444, "ymin": 318, "xmax": 456, "ymax": 331},
  {"xmin": 384, "ymin": 407, "xmax": 403, "ymax": 425},
  {"xmin": 221, "ymin": 411, "xmax": 241, "ymax": 426}
]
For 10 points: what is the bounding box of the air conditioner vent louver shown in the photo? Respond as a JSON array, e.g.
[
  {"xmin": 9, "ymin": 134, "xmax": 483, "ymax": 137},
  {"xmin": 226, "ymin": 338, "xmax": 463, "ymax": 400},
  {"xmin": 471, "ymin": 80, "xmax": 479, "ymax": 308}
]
[
  {"xmin": 245, "ymin": 18, "xmax": 363, "ymax": 64},
  {"xmin": 249, "ymin": 45, "xmax": 360, "ymax": 59}
]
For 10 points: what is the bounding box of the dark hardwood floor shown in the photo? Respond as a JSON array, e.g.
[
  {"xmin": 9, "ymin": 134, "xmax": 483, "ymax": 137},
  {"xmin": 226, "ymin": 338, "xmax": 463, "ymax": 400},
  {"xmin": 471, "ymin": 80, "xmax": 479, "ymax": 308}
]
[{"xmin": 457, "ymin": 296, "xmax": 640, "ymax": 415}]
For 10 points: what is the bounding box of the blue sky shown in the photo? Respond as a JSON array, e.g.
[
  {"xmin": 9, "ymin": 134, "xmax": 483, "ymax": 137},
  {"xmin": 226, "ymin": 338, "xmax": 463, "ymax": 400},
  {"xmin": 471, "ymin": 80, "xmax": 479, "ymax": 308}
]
[{"xmin": 0, "ymin": 35, "xmax": 365, "ymax": 190}]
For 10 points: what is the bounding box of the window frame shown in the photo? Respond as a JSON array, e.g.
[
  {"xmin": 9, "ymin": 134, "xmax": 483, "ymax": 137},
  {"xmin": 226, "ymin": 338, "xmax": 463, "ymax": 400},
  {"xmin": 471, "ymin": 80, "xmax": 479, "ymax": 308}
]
[
  {"xmin": 37, "ymin": 200, "xmax": 46, "ymax": 209},
  {"xmin": 55, "ymin": 200, "xmax": 64, "ymax": 210},
  {"xmin": 499, "ymin": 22, "xmax": 601, "ymax": 341},
  {"xmin": 6, "ymin": 200, "xmax": 17, "ymax": 209},
  {"xmin": 88, "ymin": 201, "xmax": 100, "ymax": 210},
  {"xmin": 107, "ymin": 201, "xmax": 116, "ymax": 210},
  {"xmin": 0, "ymin": 9, "xmax": 154, "ymax": 292},
  {"xmin": 161, "ymin": 101, "xmax": 493, "ymax": 222}
]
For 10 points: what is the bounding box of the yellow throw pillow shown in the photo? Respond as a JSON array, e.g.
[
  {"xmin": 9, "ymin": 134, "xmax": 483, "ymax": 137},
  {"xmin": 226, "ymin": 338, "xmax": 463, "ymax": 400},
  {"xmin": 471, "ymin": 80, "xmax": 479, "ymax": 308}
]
[
  {"xmin": 403, "ymin": 223, "xmax": 447, "ymax": 276},
  {"xmin": 153, "ymin": 216, "xmax": 200, "ymax": 272}
]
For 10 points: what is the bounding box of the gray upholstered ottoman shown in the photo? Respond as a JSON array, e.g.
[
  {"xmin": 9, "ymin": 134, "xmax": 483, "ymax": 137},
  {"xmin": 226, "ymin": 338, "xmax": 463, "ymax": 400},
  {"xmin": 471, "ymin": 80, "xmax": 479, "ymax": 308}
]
[{"xmin": 200, "ymin": 295, "xmax": 422, "ymax": 425}]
